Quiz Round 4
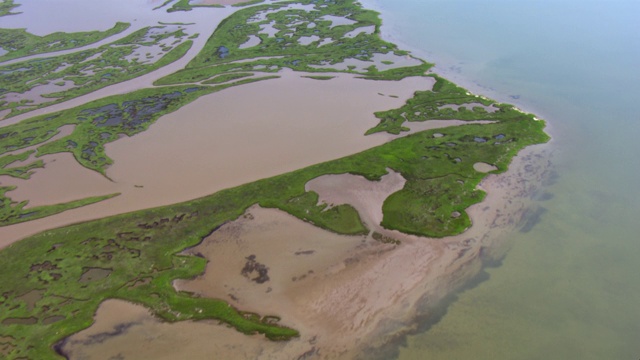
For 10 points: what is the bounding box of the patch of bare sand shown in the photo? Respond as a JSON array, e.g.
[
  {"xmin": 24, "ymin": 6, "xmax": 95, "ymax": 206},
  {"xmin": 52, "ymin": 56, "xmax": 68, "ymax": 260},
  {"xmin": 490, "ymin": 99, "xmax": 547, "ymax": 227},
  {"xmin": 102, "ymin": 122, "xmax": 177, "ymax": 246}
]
[
  {"xmin": 0, "ymin": 71, "xmax": 438, "ymax": 248},
  {"xmin": 61, "ymin": 144, "xmax": 553, "ymax": 359}
]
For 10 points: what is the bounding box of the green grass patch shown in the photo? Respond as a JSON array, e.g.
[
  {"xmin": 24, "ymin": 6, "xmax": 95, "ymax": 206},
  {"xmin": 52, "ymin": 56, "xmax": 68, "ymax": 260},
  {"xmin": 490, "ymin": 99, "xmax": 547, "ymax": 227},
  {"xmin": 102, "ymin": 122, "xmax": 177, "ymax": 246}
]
[
  {"xmin": 201, "ymin": 72, "xmax": 255, "ymax": 84},
  {"xmin": 232, "ymin": 0, "xmax": 266, "ymax": 7},
  {"xmin": 167, "ymin": 0, "xmax": 223, "ymax": 12},
  {"xmin": 0, "ymin": 22, "xmax": 130, "ymax": 62},
  {"xmin": 0, "ymin": 191, "xmax": 119, "ymax": 226},
  {"xmin": 0, "ymin": 150, "xmax": 43, "ymax": 179},
  {"xmin": 156, "ymin": 0, "xmax": 432, "ymax": 86},
  {"xmin": 301, "ymin": 75, "xmax": 335, "ymax": 80},
  {"xmin": 0, "ymin": 27, "xmax": 192, "ymax": 118},
  {"xmin": 367, "ymin": 75, "xmax": 507, "ymax": 135},
  {"xmin": 0, "ymin": 0, "xmax": 20, "ymax": 17},
  {"xmin": 0, "ymin": 111, "xmax": 547, "ymax": 357}
]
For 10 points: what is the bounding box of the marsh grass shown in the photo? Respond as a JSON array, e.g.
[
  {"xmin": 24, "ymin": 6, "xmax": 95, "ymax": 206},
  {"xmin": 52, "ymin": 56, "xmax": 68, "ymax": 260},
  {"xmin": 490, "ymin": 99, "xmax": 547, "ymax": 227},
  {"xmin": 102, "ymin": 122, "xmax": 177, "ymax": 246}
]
[
  {"xmin": 0, "ymin": 22, "xmax": 130, "ymax": 63},
  {"xmin": 0, "ymin": 1, "xmax": 550, "ymax": 358}
]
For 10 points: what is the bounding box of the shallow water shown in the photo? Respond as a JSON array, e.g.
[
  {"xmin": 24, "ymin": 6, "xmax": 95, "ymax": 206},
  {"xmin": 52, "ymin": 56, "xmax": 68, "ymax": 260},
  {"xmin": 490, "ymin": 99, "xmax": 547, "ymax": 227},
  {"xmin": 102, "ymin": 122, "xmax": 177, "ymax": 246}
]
[{"xmin": 364, "ymin": 0, "xmax": 640, "ymax": 358}]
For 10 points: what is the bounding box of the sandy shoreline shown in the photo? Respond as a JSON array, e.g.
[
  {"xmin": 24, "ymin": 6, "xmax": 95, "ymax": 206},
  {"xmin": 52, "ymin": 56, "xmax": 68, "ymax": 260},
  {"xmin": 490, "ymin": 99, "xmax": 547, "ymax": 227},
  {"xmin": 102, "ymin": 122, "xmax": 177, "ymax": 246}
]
[{"xmin": 61, "ymin": 142, "xmax": 552, "ymax": 359}]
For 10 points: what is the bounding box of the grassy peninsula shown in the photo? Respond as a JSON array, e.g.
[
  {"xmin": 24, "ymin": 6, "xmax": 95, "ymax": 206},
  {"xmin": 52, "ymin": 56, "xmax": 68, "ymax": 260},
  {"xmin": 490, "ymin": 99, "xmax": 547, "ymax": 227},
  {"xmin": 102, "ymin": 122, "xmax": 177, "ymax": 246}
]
[{"xmin": 0, "ymin": 22, "xmax": 130, "ymax": 63}]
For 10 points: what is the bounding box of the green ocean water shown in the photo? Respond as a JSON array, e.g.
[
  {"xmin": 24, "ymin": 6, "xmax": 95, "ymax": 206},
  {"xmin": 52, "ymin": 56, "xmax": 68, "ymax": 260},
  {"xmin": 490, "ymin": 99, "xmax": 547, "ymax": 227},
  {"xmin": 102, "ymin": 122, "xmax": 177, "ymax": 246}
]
[{"xmin": 368, "ymin": 0, "xmax": 640, "ymax": 358}]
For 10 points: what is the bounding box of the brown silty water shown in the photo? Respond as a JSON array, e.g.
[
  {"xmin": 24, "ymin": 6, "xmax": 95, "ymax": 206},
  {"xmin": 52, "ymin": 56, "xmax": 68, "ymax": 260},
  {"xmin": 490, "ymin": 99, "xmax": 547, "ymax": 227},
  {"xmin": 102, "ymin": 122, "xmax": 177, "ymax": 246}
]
[
  {"xmin": 0, "ymin": 72, "xmax": 441, "ymax": 247},
  {"xmin": 61, "ymin": 143, "xmax": 553, "ymax": 359}
]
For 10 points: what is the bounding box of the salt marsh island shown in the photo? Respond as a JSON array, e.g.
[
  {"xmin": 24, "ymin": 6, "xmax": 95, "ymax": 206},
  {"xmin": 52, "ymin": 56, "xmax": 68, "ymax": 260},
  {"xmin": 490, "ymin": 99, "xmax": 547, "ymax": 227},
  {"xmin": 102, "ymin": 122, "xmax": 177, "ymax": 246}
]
[{"xmin": 0, "ymin": 0, "xmax": 549, "ymax": 359}]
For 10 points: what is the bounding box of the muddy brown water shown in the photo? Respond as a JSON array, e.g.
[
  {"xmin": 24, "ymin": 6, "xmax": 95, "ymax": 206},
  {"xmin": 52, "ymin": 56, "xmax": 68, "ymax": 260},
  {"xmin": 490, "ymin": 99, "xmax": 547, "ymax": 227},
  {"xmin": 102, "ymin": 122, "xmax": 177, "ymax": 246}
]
[
  {"xmin": 61, "ymin": 145, "xmax": 552, "ymax": 359},
  {"xmin": 0, "ymin": 73, "xmax": 438, "ymax": 248}
]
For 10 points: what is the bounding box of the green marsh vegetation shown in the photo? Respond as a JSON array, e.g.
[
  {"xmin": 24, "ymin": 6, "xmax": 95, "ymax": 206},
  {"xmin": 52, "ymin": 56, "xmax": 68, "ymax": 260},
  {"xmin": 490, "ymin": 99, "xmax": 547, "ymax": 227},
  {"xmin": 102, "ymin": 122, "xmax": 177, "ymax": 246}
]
[
  {"xmin": 155, "ymin": 0, "xmax": 433, "ymax": 85},
  {"xmin": 0, "ymin": 191, "xmax": 119, "ymax": 226},
  {"xmin": 0, "ymin": 150, "xmax": 42, "ymax": 179},
  {"xmin": 0, "ymin": 0, "xmax": 549, "ymax": 358},
  {"xmin": 0, "ymin": 76, "xmax": 277, "ymax": 224},
  {"xmin": 368, "ymin": 76, "xmax": 506, "ymax": 135},
  {"xmin": 232, "ymin": 0, "xmax": 266, "ymax": 7},
  {"xmin": 0, "ymin": 0, "xmax": 20, "ymax": 17},
  {"xmin": 0, "ymin": 22, "xmax": 131, "ymax": 62},
  {"xmin": 167, "ymin": 0, "xmax": 224, "ymax": 12},
  {"xmin": 301, "ymin": 75, "xmax": 335, "ymax": 80},
  {"xmin": 0, "ymin": 25, "xmax": 192, "ymax": 118},
  {"xmin": 0, "ymin": 80, "xmax": 280, "ymax": 176},
  {"xmin": 0, "ymin": 109, "xmax": 547, "ymax": 358}
]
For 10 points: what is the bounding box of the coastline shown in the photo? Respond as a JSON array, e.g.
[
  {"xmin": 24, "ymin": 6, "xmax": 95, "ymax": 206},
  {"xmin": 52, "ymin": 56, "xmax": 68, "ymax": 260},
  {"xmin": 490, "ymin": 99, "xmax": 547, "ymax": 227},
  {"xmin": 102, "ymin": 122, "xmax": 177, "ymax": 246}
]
[
  {"xmin": 359, "ymin": 0, "xmax": 558, "ymax": 141},
  {"xmin": 1, "ymin": 1, "xmax": 553, "ymax": 358}
]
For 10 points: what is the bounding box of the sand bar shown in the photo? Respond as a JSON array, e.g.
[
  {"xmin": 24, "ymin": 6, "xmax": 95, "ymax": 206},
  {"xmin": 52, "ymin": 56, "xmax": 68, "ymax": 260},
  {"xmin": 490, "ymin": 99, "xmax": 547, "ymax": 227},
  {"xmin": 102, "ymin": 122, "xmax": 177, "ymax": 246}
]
[{"xmin": 61, "ymin": 144, "xmax": 553, "ymax": 359}]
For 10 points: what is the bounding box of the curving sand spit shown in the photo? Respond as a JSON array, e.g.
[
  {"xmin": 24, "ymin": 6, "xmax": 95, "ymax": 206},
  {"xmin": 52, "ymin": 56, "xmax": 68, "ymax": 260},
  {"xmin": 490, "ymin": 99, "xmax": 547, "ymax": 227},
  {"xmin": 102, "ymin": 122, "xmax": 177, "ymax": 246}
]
[{"xmin": 61, "ymin": 144, "xmax": 552, "ymax": 359}]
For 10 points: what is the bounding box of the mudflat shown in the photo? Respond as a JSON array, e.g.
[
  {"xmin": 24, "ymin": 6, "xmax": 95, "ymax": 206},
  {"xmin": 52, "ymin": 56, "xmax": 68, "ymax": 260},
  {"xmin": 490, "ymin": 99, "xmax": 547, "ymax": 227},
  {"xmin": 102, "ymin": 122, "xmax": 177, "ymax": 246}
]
[{"xmin": 61, "ymin": 144, "xmax": 552, "ymax": 359}]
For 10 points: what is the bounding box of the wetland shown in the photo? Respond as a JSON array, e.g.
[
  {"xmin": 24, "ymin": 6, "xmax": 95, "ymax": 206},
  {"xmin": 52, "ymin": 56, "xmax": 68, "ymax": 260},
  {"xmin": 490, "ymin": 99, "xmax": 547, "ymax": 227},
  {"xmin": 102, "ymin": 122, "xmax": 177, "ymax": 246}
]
[{"xmin": 0, "ymin": 0, "xmax": 551, "ymax": 359}]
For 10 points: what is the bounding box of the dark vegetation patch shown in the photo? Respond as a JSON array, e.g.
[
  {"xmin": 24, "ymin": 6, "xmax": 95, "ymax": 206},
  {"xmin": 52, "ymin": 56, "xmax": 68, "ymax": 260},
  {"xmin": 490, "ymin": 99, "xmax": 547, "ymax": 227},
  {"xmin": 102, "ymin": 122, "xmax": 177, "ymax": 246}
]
[
  {"xmin": 294, "ymin": 250, "xmax": 316, "ymax": 255},
  {"xmin": 241, "ymin": 255, "xmax": 270, "ymax": 284},
  {"xmin": 371, "ymin": 231, "xmax": 400, "ymax": 245},
  {"xmin": 519, "ymin": 205, "xmax": 548, "ymax": 233},
  {"xmin": 301, "ymin": 75, "xmax": 335, "ymax": 80}
]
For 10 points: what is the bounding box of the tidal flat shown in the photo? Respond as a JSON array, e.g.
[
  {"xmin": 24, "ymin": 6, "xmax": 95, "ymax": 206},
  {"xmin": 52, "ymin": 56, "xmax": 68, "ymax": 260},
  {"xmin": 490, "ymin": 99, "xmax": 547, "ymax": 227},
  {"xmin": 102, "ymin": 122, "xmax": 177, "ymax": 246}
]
[{"xmin": 0, "ymin": 0, "xmax": 550, "ymax": 359}]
